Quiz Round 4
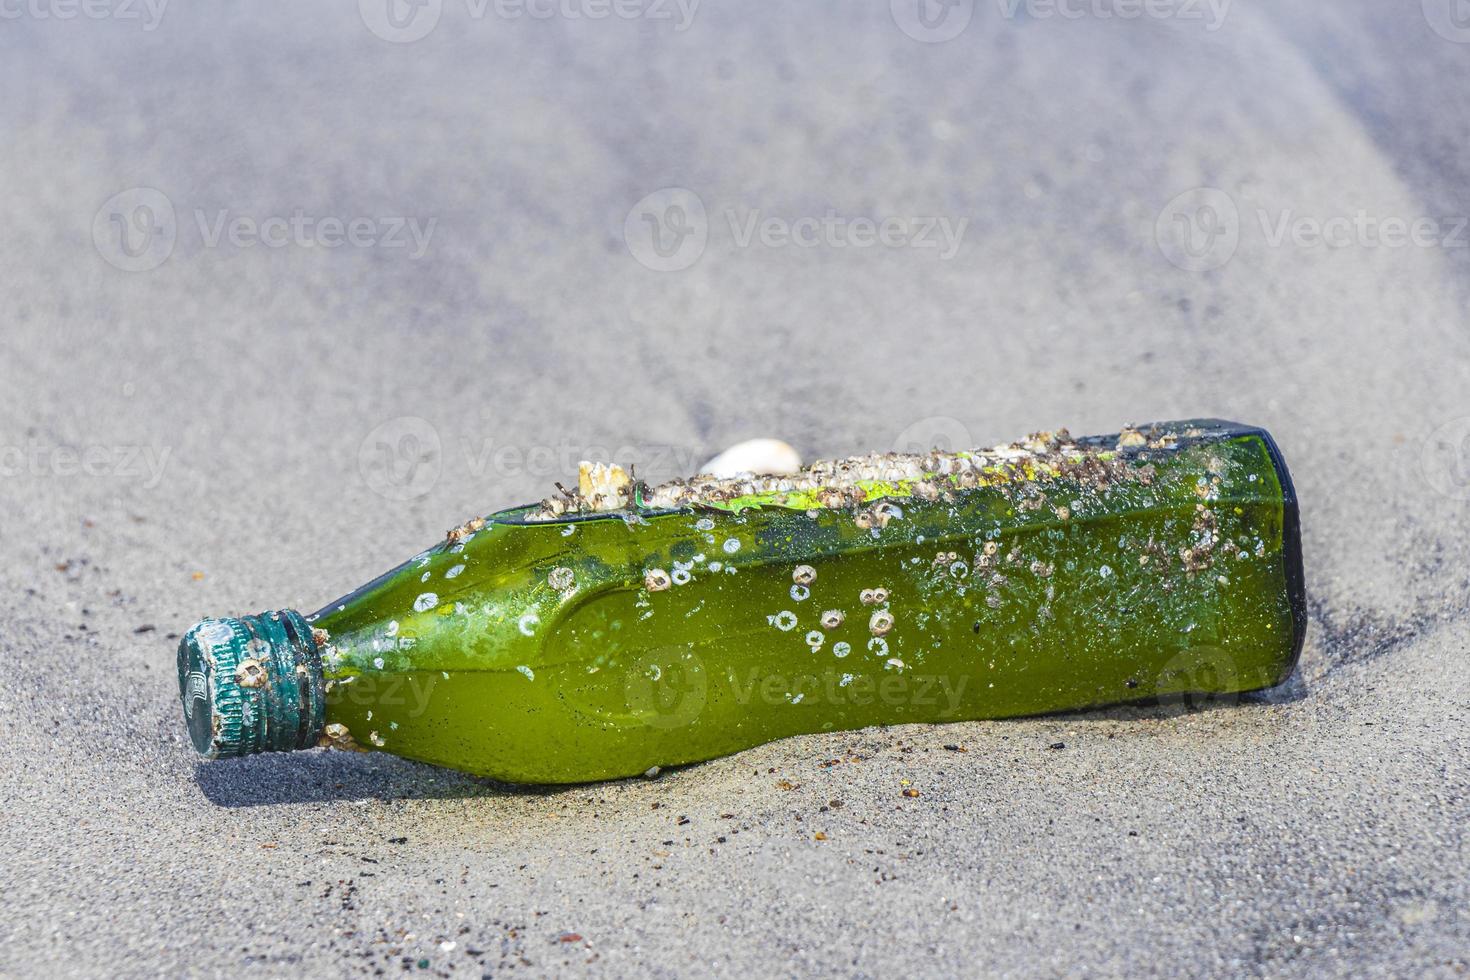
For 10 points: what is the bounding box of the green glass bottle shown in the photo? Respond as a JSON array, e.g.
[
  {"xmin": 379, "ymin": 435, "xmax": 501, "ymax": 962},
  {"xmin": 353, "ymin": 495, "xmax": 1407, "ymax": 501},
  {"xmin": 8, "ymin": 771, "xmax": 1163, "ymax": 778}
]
[{"xmin": 178, "ymin": 419, "xmax": 1304, "ymax": 784}]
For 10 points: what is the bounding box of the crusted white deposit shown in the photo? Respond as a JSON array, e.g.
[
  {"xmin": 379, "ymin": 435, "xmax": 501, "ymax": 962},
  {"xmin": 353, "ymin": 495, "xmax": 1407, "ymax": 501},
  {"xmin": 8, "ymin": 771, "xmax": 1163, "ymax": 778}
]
[{"xmin": 528, "ymin": 428, "xmax": 1168, "ymax": 521}]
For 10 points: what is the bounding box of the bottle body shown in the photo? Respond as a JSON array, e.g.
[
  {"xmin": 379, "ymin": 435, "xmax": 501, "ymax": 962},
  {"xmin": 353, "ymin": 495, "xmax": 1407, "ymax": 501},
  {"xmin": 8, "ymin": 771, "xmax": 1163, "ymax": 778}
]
[{"xmin": 299, "ymin": 420, "xmax": 1303, "ymax": 783}]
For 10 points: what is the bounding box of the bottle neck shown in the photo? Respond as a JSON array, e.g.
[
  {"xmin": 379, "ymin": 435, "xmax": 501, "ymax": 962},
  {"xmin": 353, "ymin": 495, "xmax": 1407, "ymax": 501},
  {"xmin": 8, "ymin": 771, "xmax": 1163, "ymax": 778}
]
[{"xmin": 177, "ymin": 609, "xmax": 326, "ymax": 757}]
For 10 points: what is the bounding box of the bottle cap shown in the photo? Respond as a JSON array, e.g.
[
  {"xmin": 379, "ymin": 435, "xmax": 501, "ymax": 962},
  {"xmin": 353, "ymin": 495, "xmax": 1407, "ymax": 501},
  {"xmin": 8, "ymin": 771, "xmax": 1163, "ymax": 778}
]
[{"xmin": 176, "ymin": 610, "xmax": 326, "ymax": 758}]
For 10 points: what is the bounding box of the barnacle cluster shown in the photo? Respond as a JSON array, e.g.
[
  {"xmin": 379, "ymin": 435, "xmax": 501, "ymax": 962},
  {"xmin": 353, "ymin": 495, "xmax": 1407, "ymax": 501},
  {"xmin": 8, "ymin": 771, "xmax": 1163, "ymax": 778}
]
[{"xmin": 526, "ymin": 427, "xmax": 1177, "ymax": 522}]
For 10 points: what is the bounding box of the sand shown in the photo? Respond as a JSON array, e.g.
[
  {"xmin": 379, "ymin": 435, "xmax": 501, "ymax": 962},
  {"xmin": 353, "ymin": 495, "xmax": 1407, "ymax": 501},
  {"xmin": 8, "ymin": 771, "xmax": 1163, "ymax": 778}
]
[{"xmin": 1, "ymin": 2, "xmax": 1466, "ymax": 975}]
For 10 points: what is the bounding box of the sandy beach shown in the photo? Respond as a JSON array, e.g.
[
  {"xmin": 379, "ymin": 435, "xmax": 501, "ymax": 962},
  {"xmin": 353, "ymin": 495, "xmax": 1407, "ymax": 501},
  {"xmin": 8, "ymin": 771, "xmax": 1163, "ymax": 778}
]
[{"xmin": 1, "ymin": 2, "xmax": 1467, "ymax": 975}]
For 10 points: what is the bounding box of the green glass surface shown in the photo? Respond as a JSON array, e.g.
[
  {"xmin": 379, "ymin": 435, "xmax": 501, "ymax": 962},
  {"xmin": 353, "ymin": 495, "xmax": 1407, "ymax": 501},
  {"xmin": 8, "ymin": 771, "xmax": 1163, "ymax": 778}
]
[{"xmin": 303, "ymin": 420, "xmax": 1303, "ymax": 783}]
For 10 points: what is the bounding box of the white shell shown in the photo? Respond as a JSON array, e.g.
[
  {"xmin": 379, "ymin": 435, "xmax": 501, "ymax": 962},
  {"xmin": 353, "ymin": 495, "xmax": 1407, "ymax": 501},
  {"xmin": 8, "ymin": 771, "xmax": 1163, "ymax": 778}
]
[{"xmin": 698, "ymin": 438, "xmax": 802, "ymax": 479}]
